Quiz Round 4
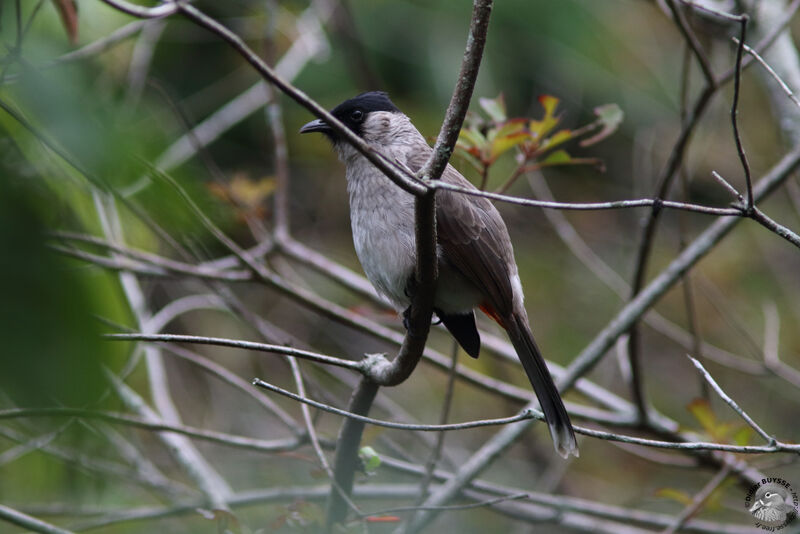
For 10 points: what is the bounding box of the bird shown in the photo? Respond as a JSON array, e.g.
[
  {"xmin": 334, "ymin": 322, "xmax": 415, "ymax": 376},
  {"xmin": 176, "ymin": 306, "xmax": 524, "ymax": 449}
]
[
  {"xmin": 300, "ymin": 91, "xmax": 578, "ymax": 458},
  {"xmin": 749, "ymin": 486, "xmax": 796, "ymax": 525}
]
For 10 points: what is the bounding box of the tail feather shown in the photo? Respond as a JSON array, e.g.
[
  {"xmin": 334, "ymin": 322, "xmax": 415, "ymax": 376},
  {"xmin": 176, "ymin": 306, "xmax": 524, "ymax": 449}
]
[{"xmin": 505, "ymin": 312, "xmax": 578, "ymax": 458}]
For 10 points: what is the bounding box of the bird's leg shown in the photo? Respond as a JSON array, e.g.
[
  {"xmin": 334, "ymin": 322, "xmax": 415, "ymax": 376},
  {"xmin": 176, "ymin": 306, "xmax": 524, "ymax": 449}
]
[{"xmin": 402, "ymin": 276, "xmax": 441, "ymax": 329}]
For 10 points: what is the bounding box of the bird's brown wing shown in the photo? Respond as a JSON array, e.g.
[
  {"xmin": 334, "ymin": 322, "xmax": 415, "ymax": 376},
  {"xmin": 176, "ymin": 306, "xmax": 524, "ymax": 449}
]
[
  {"xmin": 405, "ymin": 152, "xmax": 579, "ymax": 457},
  {"xmin": 405, "ymin": 152, "xmax": 516, "ymax": 319}
]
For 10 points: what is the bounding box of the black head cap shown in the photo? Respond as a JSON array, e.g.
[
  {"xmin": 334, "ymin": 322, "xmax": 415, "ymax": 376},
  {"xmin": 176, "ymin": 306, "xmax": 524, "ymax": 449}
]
[{"xmin": 299, "ymin": 91, "xmax": 400, "ymax": 139}]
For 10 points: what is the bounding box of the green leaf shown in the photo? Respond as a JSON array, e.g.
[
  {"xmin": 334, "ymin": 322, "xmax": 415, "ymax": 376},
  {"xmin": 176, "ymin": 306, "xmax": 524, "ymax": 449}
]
[
  {"xmin": 489, "ymin": 131, "xmax": 530, "ymax": 161},
  {"xmin": 542, "ymin": 149, "xmax": 572, "ymax": 165},
  {"xmin": 457, "ymin": 127, "xmax": 488, "ymax": 151},
  {"xmin": 479, "ymin": 94, "xmax": 507, "ymax": 122},
  {"xmin": 732, "ymin": 426, "xmax": 754, "ymax": 446},
  {"xmin": 487, "ymin": 120, "xmax": 530, "ymax": 161},
  {"xmin": 687, "ymin": 398, "xmax": 718, "ymax": 436},
  {"xmin": 541, "ymin": 129, "xmax": 574, "ymax": 151},
  {"xmin": 359, "ymin": 446, "xmax": 381, "ymax": 474},
  {"xmin": 580, "ymin": 103, "xmax": 624, "ymax": 147},
  {"xmin": 655, "ymin": 487, "xmax": 693, "ymax": 506}
]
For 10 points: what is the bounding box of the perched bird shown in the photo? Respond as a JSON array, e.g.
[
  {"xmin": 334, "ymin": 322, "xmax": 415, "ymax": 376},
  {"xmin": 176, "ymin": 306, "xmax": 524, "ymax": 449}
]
[{"xmin": 300, "ymin": 91, "xmax": 578, "ymax": 458}]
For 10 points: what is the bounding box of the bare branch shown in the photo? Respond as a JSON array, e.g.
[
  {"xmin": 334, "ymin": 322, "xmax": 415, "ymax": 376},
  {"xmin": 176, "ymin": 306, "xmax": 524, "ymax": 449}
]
[
  {"xmin": 687, "ymin": 356, "xmax": 775, "ymax": 445},
  {"xmin": 0, "ymin": 504, "xmax": 75, "ymax": 534},
  {"xmin": 661, "ymin": 465, "xmax": 732, "ymax": 534},
  {"xmin": 98, "ymin": 0, "xmax": 177, "ymax": 19},
  {"xmin": 730, "ymin": 16, "xmax": 754, "ymax": 211},
  {"xmin": 252, "ymin": 378, "xmax": 535, "ymax": 432},
  {"xmin": 737, "ymin": 38, "xmax": 800, "ymax": 111},
  {"xmin": 0, "ymin": 407, "xmax": 305, "ymax": 454},
  {"xmin": 561, "ymin": 145, "xmax": 800, "ymax": 391},
  {"xmin": 417, "ymin": 0, "xmax": 493, "ymax": 182},
  {"xmin": 104, "ymin": 332, "xmax": 363, "ymax": 372},
  {"xmin": 248, "ymin": 382, "xmax": 800, "ymax": 453},
  {"xmin": 366, "ymin": 492, "xmax": 527, "ymax": 517},
  {"xmin": 665, "ymin": 0, "xmax": 716, "ymax": 86},
  {"xmin": 429, "ymin": 180, "xmax": 745, "ymax": 215},
  {"xmin": 170, "ymin": 3, "xmax": 425, "ymax": 196}
]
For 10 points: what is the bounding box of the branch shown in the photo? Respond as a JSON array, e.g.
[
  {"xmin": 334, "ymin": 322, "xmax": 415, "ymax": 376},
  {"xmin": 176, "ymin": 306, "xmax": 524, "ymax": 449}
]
[
  {"xmin": 325, "ymin": 2, "xmax": 493, "ymax": 526},
  {"xmin": 0, "ymin": 407, "xmax": 305, "ymax": 453},
  {"xmin": 250, "ymin": 377, "xmax": 800, "ymax": 453},
  {"xmin": 252, "ymin": 378, "xmax": 534, "ymax": 431},
  {"xmin": 98, "ymin": 0, "xmax": 177, "ymax": 18},
  {"xmin": 729, "ymin": 16, "xmax": 754, "ymax": 211},
  {"xmin": 152, "ymin": 0, "xmax": 333, "ymax": 174},
  {"xmin": 711, "ymin": 170, "xmax": 800, "ymax": 249},
  {"xmin": 104, "ymin": 332, "xmax": 363, "ymax": 372},
  {"xmin": 661, "ymin": 465, "xmax": 732, "ymax": 534},
  {"xmin": 560, "ymin": 144, "xmax": 800, "ymax": 392},
  {"xmin": 429, "ymin": 180, "xmax": 744, "ymax": 215},
  {"xmin": 687, "ymin": 356, "xmax": 775, "ymax": 444},
  {"xmin": 405, "ymin": 144, "xmax": 800, "ymax": 531},
  {"xmin": 416, "ymin": 0, "xmax": 493, "ymax": 182},
  {"xmin": 0, "ymin": 505, "xmax": 74, "ymax": 534},
  {"xmin": 169, "ymin": 2, "xmax": 425, "ymax": 196},
  {"xmin": 664, "ymin": 0, "xmax": 716, "ymax": 86}
]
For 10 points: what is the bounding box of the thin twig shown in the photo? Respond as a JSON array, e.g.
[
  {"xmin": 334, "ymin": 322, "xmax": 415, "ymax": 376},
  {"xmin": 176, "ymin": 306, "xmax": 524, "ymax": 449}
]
[
  {"xmin": 749, "ymin": 205, "xmax": 800, "ymax": 250},
  {"xmin": 663, "ymin": 464, "xmax": 732, "ymax": 534},
  {"xmin": 172, "ymin": 2, "xmax": 424, "ymax": 196},
  {"xmin": 0, "ymin": 505, "xmax": 75, "ymax": 534},
  {"xmin": 429, "ymin": 180, "xmax": 745, "ymax": 215},
  {"xmin": 411, "ymin": 340, "xmax": 460, "ymax": 531},
  {"xmin": 687, "ymin": 356, "xmax": 775, "ymax": 445},
  {"xmin": 251, "ymin": 378, "xmax": 800, "ymax": 453},
  {"xmin": 665, "ymin": 0, "xmax": 716, "ymax": 86},
  {"xmin": 730, "ymin": 16, "xmax": 754, "ymax": 211},
  {"xmin": 0, "ymin": 407, "xmax": 306, "ymax": 453},
  {"xmin": 104, "ymin": 332, "xmax": 363, "ymax": 372},
  {"xmin": 367, "ymin": 492, "xmax": 528, "ymax": 517},
  {"xmin": 736, "ymin": 38, "xmax": 800, "ymax": 111},
  {"xmin": 98, "ymin": 0, "xmax": 178, "ymax": 19},
  {"xmin": 252, "ymin": 378, "xmax": 535, "ymax": 432}
]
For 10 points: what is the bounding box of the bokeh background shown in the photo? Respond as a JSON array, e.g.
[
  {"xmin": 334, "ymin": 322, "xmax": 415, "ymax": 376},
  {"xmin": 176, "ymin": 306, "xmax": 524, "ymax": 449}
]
[{"xmin": 1, "ymin": 0, "xmax": 799, "ymax": 532}]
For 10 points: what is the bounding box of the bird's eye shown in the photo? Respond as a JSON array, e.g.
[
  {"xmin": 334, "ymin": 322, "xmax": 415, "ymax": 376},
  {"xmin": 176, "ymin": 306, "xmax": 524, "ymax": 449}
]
[
  {"xmin": 765, "ymin": 492, "xmax": 773, "ymax": 497},
  {"xmin": 350, "ymin": 109, "xmax": 364, "ymax": 122}
]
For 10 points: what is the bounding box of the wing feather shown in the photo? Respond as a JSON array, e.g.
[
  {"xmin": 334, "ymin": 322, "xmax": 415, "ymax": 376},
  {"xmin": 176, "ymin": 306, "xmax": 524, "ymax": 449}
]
[{"xmin": 405, "ymin": 151, "xmax": 516, "ymax": 318}]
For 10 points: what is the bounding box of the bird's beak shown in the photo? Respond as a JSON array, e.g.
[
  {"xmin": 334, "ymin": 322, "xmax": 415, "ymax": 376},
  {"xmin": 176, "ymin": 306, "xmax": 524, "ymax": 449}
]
[
  {"xmin": 750, "ymin": 500, "xmax": 764, "ymax": 513},
  {"xmin": 299, "ymin": 118, "xmax": 332, "ymax": 135}
]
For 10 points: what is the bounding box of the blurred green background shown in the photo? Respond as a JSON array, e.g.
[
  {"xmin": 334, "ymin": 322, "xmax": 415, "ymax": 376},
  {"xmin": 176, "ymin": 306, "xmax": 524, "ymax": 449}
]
[{"xmin": 1, "ymin": 0, "xmax": 799, "ymax": 532}]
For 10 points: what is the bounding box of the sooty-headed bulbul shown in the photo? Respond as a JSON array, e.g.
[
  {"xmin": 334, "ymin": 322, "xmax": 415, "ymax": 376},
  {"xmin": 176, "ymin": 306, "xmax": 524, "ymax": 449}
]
[{"xmin": 300, "ymin": 91, "xmax": 578, "ymax": 458}]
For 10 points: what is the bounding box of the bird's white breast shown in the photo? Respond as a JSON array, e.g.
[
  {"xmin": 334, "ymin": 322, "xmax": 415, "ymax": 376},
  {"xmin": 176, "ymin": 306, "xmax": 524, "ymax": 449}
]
[{"xmin": 346, "ymin": 155, "xmax": 417, "ymax": 310}]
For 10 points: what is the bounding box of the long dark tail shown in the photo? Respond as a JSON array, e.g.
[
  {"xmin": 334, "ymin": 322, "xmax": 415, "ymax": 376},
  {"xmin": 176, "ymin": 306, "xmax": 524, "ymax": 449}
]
[{"xmin": 505, "ymin": 311, "xmax": 578, "ymax": 458}]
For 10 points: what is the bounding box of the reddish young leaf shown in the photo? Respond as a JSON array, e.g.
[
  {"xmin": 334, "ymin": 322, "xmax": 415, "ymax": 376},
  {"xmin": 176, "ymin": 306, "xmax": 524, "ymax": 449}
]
[
  {"xmin": 365, "ymin": 515, "xmax": 402, "ymax": 523},
  {"xmin": 52, "ymin": 0, "xmax": 79, "ymax": 45}
]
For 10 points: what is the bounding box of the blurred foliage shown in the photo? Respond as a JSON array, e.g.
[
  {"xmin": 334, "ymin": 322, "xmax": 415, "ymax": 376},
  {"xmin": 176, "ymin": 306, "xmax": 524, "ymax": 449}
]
[{"xmin": 0, "ymin": 175, "xmax": 106, "ymax": 407}]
